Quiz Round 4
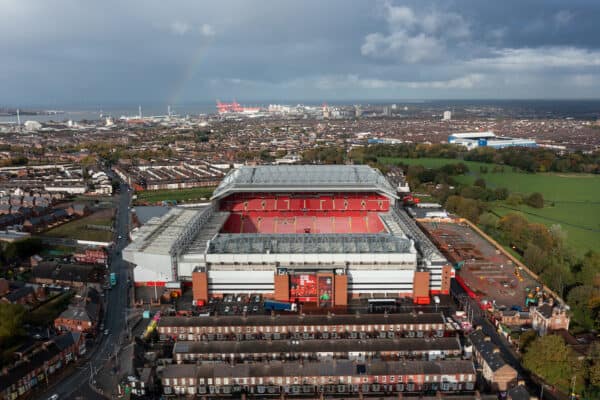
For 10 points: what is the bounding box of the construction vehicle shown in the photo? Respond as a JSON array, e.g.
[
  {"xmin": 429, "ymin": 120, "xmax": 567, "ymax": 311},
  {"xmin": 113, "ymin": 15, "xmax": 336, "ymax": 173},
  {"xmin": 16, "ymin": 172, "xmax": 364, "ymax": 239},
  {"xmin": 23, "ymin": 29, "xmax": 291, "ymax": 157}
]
[
  {"xmin": 142, "ymin": 311, "xmax": 161, "ymax": 340},
  {"xmin": 514, "ymin": 267, "xmax": 524, "ymax": 282},
  {"xmin": 402, "ymin": 195, "xmax": 420, "ymax": 206},
  {"xmin": 264, "ymin": 300, "xmax": 297, "ymax": 312},
  {"xmin": 525, "ymin": 292, "xmax": 537, "ymax": 307}
]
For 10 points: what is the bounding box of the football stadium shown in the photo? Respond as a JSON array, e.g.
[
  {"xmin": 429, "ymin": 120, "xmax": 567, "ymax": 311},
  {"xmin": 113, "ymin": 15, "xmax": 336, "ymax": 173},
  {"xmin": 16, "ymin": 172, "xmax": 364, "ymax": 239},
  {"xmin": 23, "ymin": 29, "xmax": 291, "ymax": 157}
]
[{"xmin": 124, "ymin": 165, "xmax": 451, "ymax": 306}]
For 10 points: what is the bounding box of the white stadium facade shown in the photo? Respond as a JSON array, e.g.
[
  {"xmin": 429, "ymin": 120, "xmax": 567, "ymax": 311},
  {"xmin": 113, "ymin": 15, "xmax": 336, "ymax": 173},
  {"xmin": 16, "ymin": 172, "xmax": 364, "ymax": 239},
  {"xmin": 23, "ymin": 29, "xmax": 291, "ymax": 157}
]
[{"xmin": 123, "ymin": 165, "xmax": 452, "ymax": 306}]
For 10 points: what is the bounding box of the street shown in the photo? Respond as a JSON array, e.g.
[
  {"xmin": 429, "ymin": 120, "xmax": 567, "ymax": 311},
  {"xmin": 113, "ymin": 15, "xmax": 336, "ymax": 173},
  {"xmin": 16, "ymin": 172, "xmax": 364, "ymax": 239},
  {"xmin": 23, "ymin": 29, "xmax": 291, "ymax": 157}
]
[
  {"xmin": 451, "ymin": 280, "xmax": 563, "ymax": 400},
  {"xmin": 35, "ymin": 182, "xmax": 132, "ymax": 400}
]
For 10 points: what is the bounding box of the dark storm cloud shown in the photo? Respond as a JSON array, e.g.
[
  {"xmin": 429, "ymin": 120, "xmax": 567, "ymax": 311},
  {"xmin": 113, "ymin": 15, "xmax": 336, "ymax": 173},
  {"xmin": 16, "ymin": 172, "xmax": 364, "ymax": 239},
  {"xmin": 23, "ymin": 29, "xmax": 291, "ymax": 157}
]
[{"xmin": 1, "ymin": 0, "xmax": 600, "ymax": 105}]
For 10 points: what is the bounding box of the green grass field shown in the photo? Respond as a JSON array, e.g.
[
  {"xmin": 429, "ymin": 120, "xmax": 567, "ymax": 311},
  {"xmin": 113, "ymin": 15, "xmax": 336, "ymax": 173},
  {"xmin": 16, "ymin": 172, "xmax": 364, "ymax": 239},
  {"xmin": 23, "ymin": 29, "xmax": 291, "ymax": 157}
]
[
  {"xmin": 44, "ymin": 210, "xmax": 114, "ymax": 242},
  {"xmin": 134, "ymin": 187, "xmax": 215, "ymax": 204},
  {"xmin": 379, "ymin": 157, "xmax": 600, "ymax": 256},
  {"xmin": 459, "ymin": 167, "xmax": 600, "ymax": 256},
  {"xmin": 379, "ymin": 156, "xmax": 495, "ymax": 171}
]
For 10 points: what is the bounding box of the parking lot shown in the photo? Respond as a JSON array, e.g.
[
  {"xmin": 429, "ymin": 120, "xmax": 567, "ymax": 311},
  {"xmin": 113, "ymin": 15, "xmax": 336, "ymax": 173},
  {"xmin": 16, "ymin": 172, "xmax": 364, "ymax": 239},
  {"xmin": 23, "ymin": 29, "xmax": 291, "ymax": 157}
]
[{"xmin": 205, "ymin": 294, "xmax": 266, "ymax": 315}]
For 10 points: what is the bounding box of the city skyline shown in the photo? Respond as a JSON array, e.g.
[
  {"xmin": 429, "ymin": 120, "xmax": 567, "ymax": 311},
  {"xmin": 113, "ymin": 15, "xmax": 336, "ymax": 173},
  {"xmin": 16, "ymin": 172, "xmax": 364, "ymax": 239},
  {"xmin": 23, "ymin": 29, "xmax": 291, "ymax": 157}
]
[{"xmin": 2, "ymin": 0, "xmax": 600, "ymax": 105}]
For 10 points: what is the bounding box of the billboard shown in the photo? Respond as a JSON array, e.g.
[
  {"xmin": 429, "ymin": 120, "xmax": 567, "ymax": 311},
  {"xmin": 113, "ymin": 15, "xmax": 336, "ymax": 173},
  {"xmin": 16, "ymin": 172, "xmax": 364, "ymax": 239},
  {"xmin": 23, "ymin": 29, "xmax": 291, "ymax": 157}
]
[
  {"xmin": 290, "ymin": 274, "xmax": 317, "ymax": 302},
  {"xmin": 318, "ymin": 275, "xmax": 333, "ymax": 307}
]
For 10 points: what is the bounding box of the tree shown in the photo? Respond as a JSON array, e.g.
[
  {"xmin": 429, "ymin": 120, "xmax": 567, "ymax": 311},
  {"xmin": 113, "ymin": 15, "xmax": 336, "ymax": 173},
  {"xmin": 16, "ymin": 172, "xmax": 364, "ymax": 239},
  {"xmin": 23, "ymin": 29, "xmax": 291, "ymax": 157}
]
[
  {"xmin": 494, "ymin": 187, "xmax": 509, "ymax": 200},
  {"xmin": 194, "ymin": 130, "xmax": 210, "ymax": 142},
  {"xmin": 474, "ymin": 178, "xmax": 486, "ymax": 188},
  {"xmin": 541, "ymin": 260, "xmax": 573, "ymax": 299},
  {"xmin": 526, "ymin": 192, "xmax": 544, "ymax": 208},
  {"xmin": 528, "ymin": 223, "xmax": 554, "ymax": 253},
  {"xmin": 518, "ymin": 329, "xmax": 537, "ymax": 353},
  {"xmin": 0, "ymin": 303, "xmax": 25, "ymax": 346},
  {"xmin": 498, "ymin": 213, "xmax": 529, "ymax": 250},
  {"xmin": 444, "ymin": 195, "xmax": 484, "ymax": 223},
  {"xmin": 589, "ymin": 342, "xmax": 600, "ymax": 388},
  {"xmin": 506, "ymin": 193, "xmax": 523, "ymax": 206},
  {"xmin": 4, "ymin": 237, "xmax": 44, "ymax": 261},
  {"xmin": 568, "ymin": 285, "xmax": 597, "ymax": 331},
  {"xmin": 577, "ymin": 251, "xmax": 600, "ymax": 286},
  {"xmin": 523, "ymin": 335, "xmax": 586, "ymax": 394},
  {"xmin": 479, "ymin": 212, "xmax": 498, "ymax": 232},
  {"xmin": 523, "ymin": 243, "xmax": 547, "ymax": 275}
]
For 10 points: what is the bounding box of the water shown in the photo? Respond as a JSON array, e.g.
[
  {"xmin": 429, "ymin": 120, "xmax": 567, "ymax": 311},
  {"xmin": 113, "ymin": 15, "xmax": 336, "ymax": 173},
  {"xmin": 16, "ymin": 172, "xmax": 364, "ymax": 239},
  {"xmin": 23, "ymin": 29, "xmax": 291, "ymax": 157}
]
[
  {"xmin": 1, "ymin": 100, "xmax": 599, "ymax": 123},
  {"xmin": 0, "ymin": 103, "xmax": 216, "ymax": 123}
]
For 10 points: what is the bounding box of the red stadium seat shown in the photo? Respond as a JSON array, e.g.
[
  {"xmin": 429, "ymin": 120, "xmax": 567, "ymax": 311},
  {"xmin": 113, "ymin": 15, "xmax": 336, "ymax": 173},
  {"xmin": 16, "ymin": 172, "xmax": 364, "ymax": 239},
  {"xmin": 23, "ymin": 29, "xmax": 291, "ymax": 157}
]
[
  {"xmin": 320, "ymin": 197, "xmax": 334, "ymax": 211},
  {"xmin": 306, "ymin": 198, "xmax": 321, "ymax": 210},
  {"xmin": 220, "ymin": 192, "xmax": 389, "ymax": 234},
  {"xmin": 289, "ymin": 198, "xmax": 302, "ymax": 211},
  {"xmin": 264, "ymin": 198, "xmax": 277, "ymax": 211}
]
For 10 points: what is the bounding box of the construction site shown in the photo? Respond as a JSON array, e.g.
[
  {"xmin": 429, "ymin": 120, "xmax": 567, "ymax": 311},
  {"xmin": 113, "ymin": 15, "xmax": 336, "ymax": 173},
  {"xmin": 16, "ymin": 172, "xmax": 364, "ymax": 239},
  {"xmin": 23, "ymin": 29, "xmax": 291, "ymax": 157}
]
[{"xmin": 417, "ymin": 219, "xmax": 540, "ymax": 310}]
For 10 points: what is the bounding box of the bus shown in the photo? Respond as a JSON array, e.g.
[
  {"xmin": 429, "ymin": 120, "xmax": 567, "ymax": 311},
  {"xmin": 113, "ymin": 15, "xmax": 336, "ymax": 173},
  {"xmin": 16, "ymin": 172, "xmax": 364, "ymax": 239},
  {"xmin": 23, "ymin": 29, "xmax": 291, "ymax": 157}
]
[
  {"xmin": 368, "ymin": 298, "xmax": 398, "ymax": 313},
  {"xmin": 110, "ymin": 272, "xmax": 117, "ymax": 287}
]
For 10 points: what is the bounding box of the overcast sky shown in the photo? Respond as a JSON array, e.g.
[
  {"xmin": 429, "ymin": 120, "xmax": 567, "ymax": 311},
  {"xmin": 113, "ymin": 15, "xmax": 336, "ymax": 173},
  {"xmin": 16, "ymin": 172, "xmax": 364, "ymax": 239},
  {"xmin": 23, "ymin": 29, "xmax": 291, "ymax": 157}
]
[{"xmin": 2, "ymin": 0, "xmax": 600, "ymax": 106}]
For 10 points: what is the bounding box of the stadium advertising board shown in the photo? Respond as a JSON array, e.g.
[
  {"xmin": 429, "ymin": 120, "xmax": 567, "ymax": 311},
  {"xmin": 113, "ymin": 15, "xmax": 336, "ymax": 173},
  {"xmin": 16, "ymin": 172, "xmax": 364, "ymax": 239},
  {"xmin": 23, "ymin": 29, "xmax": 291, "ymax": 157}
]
[
  {"xmin": 290, "ymin": 274, "xmax": 317, "ymax": 302},
  {"xmin": 318, "ymin": 275, "xmax": 333, "ymax": 307}
]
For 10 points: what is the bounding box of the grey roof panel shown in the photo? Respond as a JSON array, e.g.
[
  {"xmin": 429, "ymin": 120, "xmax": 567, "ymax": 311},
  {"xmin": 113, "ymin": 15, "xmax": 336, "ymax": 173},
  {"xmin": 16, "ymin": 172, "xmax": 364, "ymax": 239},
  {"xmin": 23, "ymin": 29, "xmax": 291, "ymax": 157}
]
[
  {"xmin": 212, "ymin": 165, "xmax": 397, "ymax": 200},
  {"xmin": 207, "ymin": 233, "xmax": 412, "ymax": 254}
]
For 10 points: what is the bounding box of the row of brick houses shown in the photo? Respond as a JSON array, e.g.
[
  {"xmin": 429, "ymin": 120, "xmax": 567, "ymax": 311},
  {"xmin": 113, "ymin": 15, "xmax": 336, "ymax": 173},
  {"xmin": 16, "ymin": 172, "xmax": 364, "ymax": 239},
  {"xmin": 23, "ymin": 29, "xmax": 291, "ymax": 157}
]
[
  {"xmin": 0, "ymin": 202, "xmax": 88, "ymax": 232},
  {"xmin": 0, "ymin": 195, "xmax": 51, "ymax": 208},
  {"xmin": 31, "ymin": 261, "xmax": 104, "ymax": 288},
  {"xmin": 54, "ymin": 287, "xmax": 102, "ymax": 334},
  {"xmin": 0, "ymin": 333, "xmax": 86, "ymax": 400},
  {"xmin": 160, "ymin": 360, "xmax": 476, "ymax": 397},
  {"xmin": 157, "ymin": 313, "xmax": 448, "ymax": 342},
  {"xmin": 468, "ymin": 329, "xmax": 518, "ymax": 392},
  {"xmin": 113, "ymin": 161, "xmax": 224, "ymax": 192},
  {"xmin": 0, "ymin": 279, "xmax": 47, "ymax": 310},
  {"xmin": 73, "ymin": 248, "xmax": 108, "ymax": 265},
  {"xmin": 171, "ymin": 337, "xmax": 463, "ymax": 364}
]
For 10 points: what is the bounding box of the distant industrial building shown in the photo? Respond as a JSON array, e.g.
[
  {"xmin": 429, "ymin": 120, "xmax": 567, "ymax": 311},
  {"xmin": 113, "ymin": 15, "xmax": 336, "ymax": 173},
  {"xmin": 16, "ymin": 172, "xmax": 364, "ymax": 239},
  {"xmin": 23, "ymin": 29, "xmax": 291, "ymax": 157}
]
[
  {"xmin": 443, "ymin": 111, "xmax": 452, "ymax": 121},
  {"xmin": 448, "ymin": 132, "xmax": 536, "ymax": 149}
]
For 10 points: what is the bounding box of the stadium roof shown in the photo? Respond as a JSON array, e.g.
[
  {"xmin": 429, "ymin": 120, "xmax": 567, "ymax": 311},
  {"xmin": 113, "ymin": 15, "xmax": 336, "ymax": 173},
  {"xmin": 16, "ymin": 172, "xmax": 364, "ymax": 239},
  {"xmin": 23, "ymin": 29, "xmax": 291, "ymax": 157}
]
[
  {"xmin": 207, "ymin": 233, "xmax": 412, "ymax": 254},
  {"xmin": 173, "ymin": 337, "xmax": 461, "ymax": 355},
  {"xmin": 211, "ymin": 165, "xmax": 398, "ymax": 200},
  {"xmin": 124, "ymin": 207, "xmax": 201, "ymax": 256}
]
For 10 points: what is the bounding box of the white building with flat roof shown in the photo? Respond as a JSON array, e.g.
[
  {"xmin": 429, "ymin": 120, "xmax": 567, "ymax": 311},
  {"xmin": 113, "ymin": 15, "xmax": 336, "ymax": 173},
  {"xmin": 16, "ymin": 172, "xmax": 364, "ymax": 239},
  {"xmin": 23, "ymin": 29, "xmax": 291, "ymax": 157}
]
[{"xmin": 448, "ymin": 131, "xmax": 536, "ymax": 149}]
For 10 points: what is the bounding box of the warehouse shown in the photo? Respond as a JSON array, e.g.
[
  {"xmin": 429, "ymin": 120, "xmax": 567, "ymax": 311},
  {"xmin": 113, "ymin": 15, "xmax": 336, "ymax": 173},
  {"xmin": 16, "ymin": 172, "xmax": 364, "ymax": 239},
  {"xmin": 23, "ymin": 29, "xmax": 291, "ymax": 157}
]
[{"xmin": 448, "ymin": 131, "xmax": 537, "ymax": 149}]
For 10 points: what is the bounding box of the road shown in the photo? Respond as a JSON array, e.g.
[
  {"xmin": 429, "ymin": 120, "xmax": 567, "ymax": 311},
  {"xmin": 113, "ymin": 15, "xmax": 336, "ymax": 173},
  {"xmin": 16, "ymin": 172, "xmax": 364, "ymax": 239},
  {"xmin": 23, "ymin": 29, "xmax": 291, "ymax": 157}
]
[
  {"xmin": 35, "ymin": 182, "xmax": 132, "ymax": 400},
  {"xmin": 450, "ymin": 280, "xmax": 564, "ymax": 400}
]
